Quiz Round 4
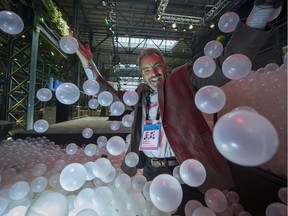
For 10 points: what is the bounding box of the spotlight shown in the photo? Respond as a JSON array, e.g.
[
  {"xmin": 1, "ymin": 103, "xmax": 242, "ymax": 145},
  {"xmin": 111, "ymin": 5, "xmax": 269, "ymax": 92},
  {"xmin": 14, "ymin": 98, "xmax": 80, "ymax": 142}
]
[
  {"xmin": 102, "ymin": 1, "xmax": 107, "ymax": 7},
  {"xmin": 188, "ymin": 24, "xmax": 193, "ymax": 30},
  {"xmin": 162, "ymin": 24, "xmax": 166, "ymax": 29},
  {"xmin": 156, "ymin": 15, "xmax": 161, "ymax": 20},
  {"xmin": 183, "ymin": 27, "xmax": 187, "ymax": 32},
  {"xmin": 172, "ymin": 23, "xmax": 177, "ymax": 29},
  {"xmin": 210, "ymin": 23, "xmax": 215, "ymax": 29}
]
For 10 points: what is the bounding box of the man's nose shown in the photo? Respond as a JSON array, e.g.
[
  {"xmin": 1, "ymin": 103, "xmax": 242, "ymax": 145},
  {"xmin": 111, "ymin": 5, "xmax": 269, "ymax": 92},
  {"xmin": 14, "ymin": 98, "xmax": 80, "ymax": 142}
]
[{"xmin": 151, "ymin": 68, "xmax": 158, "ymax": 75}]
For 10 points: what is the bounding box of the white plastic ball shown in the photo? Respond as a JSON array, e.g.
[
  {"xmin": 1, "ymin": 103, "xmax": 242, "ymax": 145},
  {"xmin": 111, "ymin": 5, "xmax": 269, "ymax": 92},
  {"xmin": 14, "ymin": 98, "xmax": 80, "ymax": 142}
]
[
  {"xmin": 123, "ymin": 91, "xmax": 139, "ymax": 106},
  {"xmin": 83, "ymin": 80, "xmax": 100, "ymax": 96},
  {"xmin": 179, "ymin": 159, "xmax": 206, "ymax": 187},
  {"xmin": 213, "ymin": 110, "xmax": 279, "ymax": 166},
  {"xmin": 36, "ymin": 88, "xmax": 52, "ymax": 102},
  {"xmin": 110, "ymin": 101, "xmax": 125, "ymax": 116},
  {"xmin": 9, "ymin": 181, "xmax": 30, "ymax": 200},
  {"xmin": 34, "ymin": 119, "xmax": 49, "ymax": 133},
  {"xmin": 59, "ymin": 163, "xmax": 87, "ymax": 191},
  {"xmin": 88, "ymin": 99, "xmax": 99, "ymax": 110},
  {"xmin": 0, "ymin": 10, "xmax": 24, "ymax": 35},
  {"xmin": 222, "ymin": 54, "xmax": 252, "ymax": 80},
  {"xmin": 65, "ymin": 143, "xmax": 78, "ymax": 155},
  {"xmin": 59, "ymin": 35, "xmax": 79, "ymax": 54},
  {"xmin": 149, "ymin": 174, "xmax": 183, "ymax": 212},
  {"xmin": 106, "ymin": 136, "xmax": 126, "ymax": 156},
  {"xmin": 98, "ymin": 91, "xmax": 113, "ymax": 107},
  {"xmin": 195, "ymin": 85, "xmax": 226, "ymax": 114},
  {"xmin": 55, "ymin": 82, "xmax": 80, "ymax": 105},
  {"xmin": 218, "ymin": 12, "xmax": 240, "ymax": 33}
]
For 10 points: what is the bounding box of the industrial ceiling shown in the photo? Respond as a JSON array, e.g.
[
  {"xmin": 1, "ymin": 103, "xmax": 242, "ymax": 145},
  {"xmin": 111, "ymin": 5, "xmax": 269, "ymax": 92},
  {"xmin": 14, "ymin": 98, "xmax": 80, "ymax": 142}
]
[
  {"xmin": 50, "ymin": 0, "xmax": 246, "ymax": 88},
  {"xmin": 0, "ymin": 0, "xmax": 286, "ymax": 89}
]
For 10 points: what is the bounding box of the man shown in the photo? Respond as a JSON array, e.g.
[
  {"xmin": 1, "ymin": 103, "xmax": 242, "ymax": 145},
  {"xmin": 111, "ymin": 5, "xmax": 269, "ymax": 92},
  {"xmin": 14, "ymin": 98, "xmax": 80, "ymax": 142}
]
[{"xmin": 76, "ymin": 0, "xmax": 283, "ymax": 213}]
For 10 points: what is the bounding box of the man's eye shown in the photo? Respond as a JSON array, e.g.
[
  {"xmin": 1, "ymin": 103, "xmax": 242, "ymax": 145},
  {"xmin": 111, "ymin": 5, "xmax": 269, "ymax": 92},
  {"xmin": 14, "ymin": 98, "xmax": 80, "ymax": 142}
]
[
  {"xmin": 155, "ymin": 64, "xmax": 162, "ymax": 68},
  {"xmin": 143, "ymin": 69, "xmax": 150, "ymax": 74}
]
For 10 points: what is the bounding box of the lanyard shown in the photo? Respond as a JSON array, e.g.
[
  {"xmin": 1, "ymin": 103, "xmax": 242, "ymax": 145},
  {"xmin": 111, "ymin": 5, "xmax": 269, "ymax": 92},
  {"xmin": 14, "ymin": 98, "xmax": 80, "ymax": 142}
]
[{"xmin": 145, "ymin": 91, "xmax": 160, "ymax": 121}]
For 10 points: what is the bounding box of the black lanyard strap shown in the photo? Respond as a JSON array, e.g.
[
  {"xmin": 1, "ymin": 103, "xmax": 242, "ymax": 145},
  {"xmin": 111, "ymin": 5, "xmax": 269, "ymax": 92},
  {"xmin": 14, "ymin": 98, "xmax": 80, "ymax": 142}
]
[{"xmin": 145, "ymin": 91, "xmax": 160, "ymax": 121}]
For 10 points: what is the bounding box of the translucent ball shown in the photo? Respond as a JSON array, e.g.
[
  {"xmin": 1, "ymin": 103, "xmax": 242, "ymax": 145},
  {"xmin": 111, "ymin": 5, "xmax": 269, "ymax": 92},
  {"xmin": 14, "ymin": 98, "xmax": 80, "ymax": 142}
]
[
  {"xmin": 192, "ymin": 207, "xmax": 216, "ymax": 216},
  {"xmin": 185, "ymin": 200, "xmax": 203, "ymax": 216},
  {"xmin": 84, "ymin": 161, "xmax": 96, "ymax": 181},
  {"xmin": 55, "ymin": 82, "xmax": 80, "ymax": 105},
  {"xmin": 0, "ymin": 10, "xmax": 24, "ymax": 35},
  {"xmin": 93, "ymin": 186, "xmax": 113, "ymax": 211},
  {"xmin": 115, "ymin": 173, "xmax": 131, "ymax": 191},
  {"xmin": 101, "ymin": 166, "xmax": 116, "ymax": 183},
  {"xmin": 122, "ymin": 114, "xmax": 134, "ymax": 127},
  {"xmin": 110, "ymin": 121, "xmax": 120, "ymax": 131},
  {"xmin": 232, "ymin": 106, "xmax": 257, "ymax": 113},
  {"xmin": 92, "ymin": 157, "xmax": 112, "ymax": 179},
  {"xmin": 0, "ymin": 196, "xmax": 8, "ymax": 215},
  {"xmin": 59, "ymin": 35, "xmax": 79, "ymax": 54},
  {"xmin": 193, "ymin": 56, "xmax": 216, "ymax": 78},
  {"xmin": 32, "ymin": 163, "xmax": 47, "ymax": 176},
  {"xmin": 142, "ymin": 181, "xmax": 152, "ymax": 200},
  {"xmin": 83, "ymin": 80, "xmax": 100, "ymax": 96},
  {"xmin": 30, "ymin": 176, "xmax": 48, "ymax": 193},
  {"xmin": 278, "ymin": 187, "xmax": 287, "ymax": 204},
  {"xmin": 59, "ymin": 163, "xmax": 87, "ymax": 191},
  {"xmin": 26, "ymin": 192, "xmax": 69, "ymax": 216},
  {"xmin": 110, "ymin": 101, "xmax": 125, "ymax": 116},
  {"xmin": 205, "ymin": 188, "xmax": 227, "ymax": 213},
  {"xmin": 125, "ymin": 152, "xmax": 139, "ymax": 167},
  {"xmin": 195, "ymin": 85, "xmax": 226, "ymax": 114},
  {"xmin": 82, "ymin": 128, "xmax": 93, "ymax": 139},
  {"xmin": 132, "ymin": 175, "xmax": 147, "ymax": 191},
  {"xmin": 172, "ymin": 165, "xmax": 185, "ymax": 184},
  {"xmin": 123, "ymin": 91, "xmax": 139, "ymax": 106},
  {"xmin": 33, "ymin": 119, "xmax": 49, "ymax": 133},
  {"xmin": 97, "ymin": 135, "xmax": 108, "ymax": 147},
  {"xmin": 218, "ymin": 12, "xmax": 240, "ymax": 33},
  {"xmin": 204, "ymin": 40, "xmax": 224, "ymax": 59},
  {"xmin": 149, "ymin": 174, "xmax": 183, "ymax": 212},
  {"xmin": 222, "ymin": 54, "xmax": 252, "ymax": 80},
  {"xmin": 9, "ymin": 181, "xmax": 30, "ymax": 200},
  {"xmin": 179, "ymin": 159, "xmax": 206, "ymax": 187},
  {"xmin": 126, "ymin": 190, "xmax": 146, "ymax": 215},
  {"xmin": 213, "ymin": 110, "xmax": 279, "ymax": 166},
  {"xmin": 66, "ymin": 143, "xmax": 78, "ymax": 155},
  {"xmin": 98, "ymin": 91, "xmax": 113, "ymax": 107},
  {"xmin": 36, "ymin": 88, "xmax": 52, "ymax": 102},
  {"xmin": 88, "ymin": 99, "xmax": 99, "ymax": 110},
  {"xmin": 84, "ymin": 143, "xmax": 97, "ymax": 156},
  {"xmin": 265, "ymin": 202, "xmax": 288, "ymax": 216},
  {"xmin": 226, "ymin": 190, "xmax": 240, "ymax": 203},
  {"xmin": 77, "ymin": 208, "xmax": 98, "ymax": 216},
  {"xmin": 106, "ymin": 136, "xmax": 126, "ymax": 156}
]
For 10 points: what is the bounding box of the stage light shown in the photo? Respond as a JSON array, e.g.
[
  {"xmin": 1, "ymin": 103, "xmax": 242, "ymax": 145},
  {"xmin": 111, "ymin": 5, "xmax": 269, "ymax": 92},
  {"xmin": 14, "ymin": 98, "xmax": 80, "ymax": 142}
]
[
  {"xmin": 172, "ymin": 23, "xmax": 177, "ymax": 28},
  {"xmin": 210, "ymin": 23, "xmax": 215, "ymax": 29},
  {"xmin": 189, "ymin": 24, "xmax": 193, "ymax": 29},
  {"xmin": 156, "ymin": 15, "xmax": 161, "ymax": 20}
]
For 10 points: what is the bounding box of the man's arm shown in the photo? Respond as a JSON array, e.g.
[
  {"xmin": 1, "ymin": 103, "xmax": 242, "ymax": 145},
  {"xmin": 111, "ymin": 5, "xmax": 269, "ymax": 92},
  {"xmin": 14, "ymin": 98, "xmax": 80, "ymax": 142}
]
[{"xmin": 191, "ymin": 0, "xmax": 284, "ymax": 89}]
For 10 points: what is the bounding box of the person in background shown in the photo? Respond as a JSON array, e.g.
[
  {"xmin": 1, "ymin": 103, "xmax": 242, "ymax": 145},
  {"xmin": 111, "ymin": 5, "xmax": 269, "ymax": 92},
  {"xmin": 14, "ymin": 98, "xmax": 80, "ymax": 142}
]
[{"xmin": 76, "ymin": 0, "xmax": 284, "ymax": 214}]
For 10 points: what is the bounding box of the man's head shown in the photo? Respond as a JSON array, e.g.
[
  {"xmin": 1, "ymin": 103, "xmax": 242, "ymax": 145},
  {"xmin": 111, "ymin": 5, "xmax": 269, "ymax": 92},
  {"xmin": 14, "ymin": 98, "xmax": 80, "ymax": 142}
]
[{"xmin": 137, "ymin": 48, "xmax": 168, "ymax": 91}]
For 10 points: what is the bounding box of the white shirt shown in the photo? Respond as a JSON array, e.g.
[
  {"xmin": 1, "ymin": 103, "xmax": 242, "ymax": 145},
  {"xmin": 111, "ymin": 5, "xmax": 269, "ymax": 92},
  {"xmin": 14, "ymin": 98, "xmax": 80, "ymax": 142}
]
[{"xmin": 141, "ymin": 91, "xmax": 175, "ymax": 158}]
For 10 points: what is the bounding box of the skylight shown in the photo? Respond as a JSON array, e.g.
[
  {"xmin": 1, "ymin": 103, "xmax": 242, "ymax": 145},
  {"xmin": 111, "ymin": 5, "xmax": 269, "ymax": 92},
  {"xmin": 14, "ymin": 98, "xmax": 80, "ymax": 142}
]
[{"xmin": 117, "ymin": 37, "xmax": 178, "ymax": 51}]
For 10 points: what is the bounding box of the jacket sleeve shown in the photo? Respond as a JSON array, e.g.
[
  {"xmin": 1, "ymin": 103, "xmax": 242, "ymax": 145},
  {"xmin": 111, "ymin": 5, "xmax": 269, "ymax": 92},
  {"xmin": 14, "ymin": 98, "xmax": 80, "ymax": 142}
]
[{"xmin": 191, "ymin": 21, "xmax": 273, "ymax": 89}]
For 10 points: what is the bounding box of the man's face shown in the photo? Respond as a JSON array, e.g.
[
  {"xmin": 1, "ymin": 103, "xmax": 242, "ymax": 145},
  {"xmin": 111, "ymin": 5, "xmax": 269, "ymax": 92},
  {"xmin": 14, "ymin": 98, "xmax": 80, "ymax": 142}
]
[{"xmin": 140, "ymin": 53, "xmax": 168, "ymax": 91}]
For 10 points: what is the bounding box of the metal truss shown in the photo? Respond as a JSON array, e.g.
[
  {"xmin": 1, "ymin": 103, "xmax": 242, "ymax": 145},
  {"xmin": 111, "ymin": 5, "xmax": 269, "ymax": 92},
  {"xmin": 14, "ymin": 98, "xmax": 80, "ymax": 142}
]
[
  {"xmin": 156, "ymin": 0, "xmax": 169, "ymax": 18},
  {"xmin": 161, "ymin": 13, "xmax": 204, "ymax": 25}
]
